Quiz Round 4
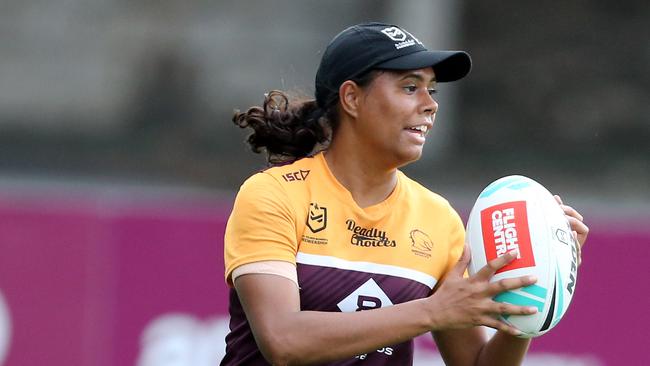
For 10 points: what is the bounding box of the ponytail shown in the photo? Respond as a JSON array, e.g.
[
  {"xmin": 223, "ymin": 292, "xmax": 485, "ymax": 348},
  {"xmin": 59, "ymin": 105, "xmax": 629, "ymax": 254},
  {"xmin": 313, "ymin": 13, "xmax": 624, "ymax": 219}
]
[
  {"xmin": 232, "ymin": 70, "xmax": 379, "ymax": 165},
  {"xmin": 232, "ymin": 90, "xmax": 335, "ymax": 165}
]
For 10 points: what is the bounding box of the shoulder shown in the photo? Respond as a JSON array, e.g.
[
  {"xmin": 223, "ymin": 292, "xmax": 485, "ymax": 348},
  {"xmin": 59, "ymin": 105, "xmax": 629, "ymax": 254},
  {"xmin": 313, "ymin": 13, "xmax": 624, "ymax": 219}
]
[
  {"xmin": 246, "ymin": 156, "xmax": 317, "ymax": 187},
  {"xmin": 235, "ymin": 155, "xmax": 320, "ymax": 212}
]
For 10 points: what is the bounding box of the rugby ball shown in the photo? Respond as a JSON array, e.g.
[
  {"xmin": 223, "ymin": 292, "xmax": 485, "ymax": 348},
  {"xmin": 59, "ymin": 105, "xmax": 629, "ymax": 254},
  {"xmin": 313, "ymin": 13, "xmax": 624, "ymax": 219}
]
[{"xmin": 466, "ymin": 175, "xmax": 579, "ymax": 338}]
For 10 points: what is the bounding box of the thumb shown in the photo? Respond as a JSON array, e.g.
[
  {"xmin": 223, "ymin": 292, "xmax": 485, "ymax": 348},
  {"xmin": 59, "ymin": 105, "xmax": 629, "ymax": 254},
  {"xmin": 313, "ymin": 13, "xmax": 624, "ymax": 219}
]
[{"xmin": 450, "ymin": 243, "xmax": 471, "ymax": 277}]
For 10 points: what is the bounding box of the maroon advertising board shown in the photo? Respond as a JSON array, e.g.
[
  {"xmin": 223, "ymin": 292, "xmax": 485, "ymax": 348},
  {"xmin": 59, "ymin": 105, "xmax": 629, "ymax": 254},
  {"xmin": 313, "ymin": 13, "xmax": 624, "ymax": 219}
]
[{"xmin": 0, "ymin": 192, "xmax": 647, "ymax": 365}]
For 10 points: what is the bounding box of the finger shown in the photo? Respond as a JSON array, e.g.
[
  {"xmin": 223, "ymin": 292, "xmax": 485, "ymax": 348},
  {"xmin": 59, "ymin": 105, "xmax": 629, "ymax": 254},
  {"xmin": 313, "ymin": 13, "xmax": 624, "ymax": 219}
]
[
  {"xmin": 554, "ymin": 194, "xmax": 563, "ymax": 205},
  {"xmin": 574, "ymin": 231, "xmax": 583, "ymax": 266},
  {"xmin": 474, "ymin": 250, "xmax": 518, "ymax": 280},
  {"xmin": 560, "ymin": 204, "xmax": 584, "ymax": 222},
  {"xmin": 491, "ymin": 300, "xmax": 539, "ymax": 316},
  {"xmin": 486, "ymin": 276, "xmax": 538, "ymax": 296},
  {"xmin": 567, "ymin": 217, "xmax": 589, "ymax": 246},
  {"xmin": 482, "ymin": 317, "xmax": 523, "ymax": 337},
  {"xmin": 449, "ymin": 243, "xmax": 471, "ymax": 277},
  {"xmin": 573, "ymin": 230, "xmax": 584, "ymax": 266}
]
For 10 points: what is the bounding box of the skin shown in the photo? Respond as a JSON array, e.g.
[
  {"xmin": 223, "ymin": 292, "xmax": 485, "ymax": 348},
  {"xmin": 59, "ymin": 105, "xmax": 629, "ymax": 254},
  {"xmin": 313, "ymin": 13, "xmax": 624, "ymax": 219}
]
[
  {"xmin": 234, "ymin": 67, "xmax": 590, "ymax": 365},
  {"xmin": 324, "ymin": 68, "xmax": 437, "ymax": 207}
]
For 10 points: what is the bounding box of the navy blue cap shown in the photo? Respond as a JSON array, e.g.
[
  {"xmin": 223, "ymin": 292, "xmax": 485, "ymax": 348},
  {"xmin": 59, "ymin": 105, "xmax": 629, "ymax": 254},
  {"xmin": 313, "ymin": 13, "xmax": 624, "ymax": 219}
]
[{"xmin": 315, "ymin": 22, "xmax": 472, "ymax": 107}]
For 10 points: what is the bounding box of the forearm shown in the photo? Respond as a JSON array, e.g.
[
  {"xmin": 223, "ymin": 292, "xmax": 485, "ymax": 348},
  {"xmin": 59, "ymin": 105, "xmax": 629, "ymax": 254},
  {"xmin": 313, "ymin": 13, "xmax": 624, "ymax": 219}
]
[
  {"xmin": 254, "ymin": 298, "xmax": 433, "ymax": 365},
  {"xmin": 476, "ymin": 331, "xmax": 531, "ymax": 366}
]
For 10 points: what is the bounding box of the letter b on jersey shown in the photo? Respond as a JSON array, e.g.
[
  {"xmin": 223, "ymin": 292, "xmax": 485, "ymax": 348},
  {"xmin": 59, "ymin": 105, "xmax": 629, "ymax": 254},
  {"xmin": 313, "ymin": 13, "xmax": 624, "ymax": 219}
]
[
  {"xmin": 356, "ymin": 295, "xmax": 382, "ymax": 311},
  {"xmin": 337, "ymin": 278, "xmax": 393, "ymax": 312}
]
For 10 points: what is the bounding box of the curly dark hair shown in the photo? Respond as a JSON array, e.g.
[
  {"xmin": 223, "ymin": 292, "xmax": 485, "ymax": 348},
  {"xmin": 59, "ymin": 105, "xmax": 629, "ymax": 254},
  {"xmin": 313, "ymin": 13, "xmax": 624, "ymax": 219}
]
[{"xmin": 232, "ymin": 71, "xmax": 380, "ymax": 165}]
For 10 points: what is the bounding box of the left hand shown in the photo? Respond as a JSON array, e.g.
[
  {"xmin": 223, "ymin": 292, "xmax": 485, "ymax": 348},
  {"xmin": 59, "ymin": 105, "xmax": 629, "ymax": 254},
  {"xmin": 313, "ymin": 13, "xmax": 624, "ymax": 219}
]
[{"xmin": 554, "ymin": 195, "xmax": 589, "ymax": 266}]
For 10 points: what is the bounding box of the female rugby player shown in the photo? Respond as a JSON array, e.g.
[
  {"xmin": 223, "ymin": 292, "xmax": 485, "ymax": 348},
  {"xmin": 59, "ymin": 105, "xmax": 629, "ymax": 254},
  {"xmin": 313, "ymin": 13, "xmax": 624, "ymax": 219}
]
[{"xmin": 222, "ymin": 22, "xmax": 588, "ymax": 366}]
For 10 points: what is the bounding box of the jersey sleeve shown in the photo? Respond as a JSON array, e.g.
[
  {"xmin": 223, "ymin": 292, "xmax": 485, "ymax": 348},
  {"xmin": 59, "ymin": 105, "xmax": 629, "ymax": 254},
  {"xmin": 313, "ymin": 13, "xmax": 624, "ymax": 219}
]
[
  {"xmin": 445, "ymin": 204, "xmax": 467, "ymax": 276},
  {"xmin": 224, "ymin": 172, "xmax": 298, "ymax": 286},
  {"xmin": 232, "ymin": 260, "xmax": 298, "ymax": 287}
]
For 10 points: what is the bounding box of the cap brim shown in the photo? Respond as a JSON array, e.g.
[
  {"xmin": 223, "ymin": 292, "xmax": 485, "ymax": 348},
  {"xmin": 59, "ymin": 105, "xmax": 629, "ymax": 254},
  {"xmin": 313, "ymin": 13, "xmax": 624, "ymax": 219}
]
[{"xmin": 375, "ymin": 50, "xmax": 472, "ymax": 82}]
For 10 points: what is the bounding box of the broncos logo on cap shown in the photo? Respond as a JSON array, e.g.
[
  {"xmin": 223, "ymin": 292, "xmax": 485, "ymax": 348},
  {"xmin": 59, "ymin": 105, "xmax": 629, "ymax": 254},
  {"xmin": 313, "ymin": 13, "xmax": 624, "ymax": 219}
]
[{"xmin": 381, "ymin": 27, "xmax": 407, "ymax": 42}]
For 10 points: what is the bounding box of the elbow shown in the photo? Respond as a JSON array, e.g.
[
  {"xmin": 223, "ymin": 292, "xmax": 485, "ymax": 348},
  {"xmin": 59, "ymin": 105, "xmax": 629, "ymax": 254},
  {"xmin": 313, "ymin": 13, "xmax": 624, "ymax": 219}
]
[
  {"xmin": 256, "ymin": 331, "xmax": 300, "ymax": 366},
  {"xmin": 260, "ymin": 349, "xmax": 291, "ymax": 366}
]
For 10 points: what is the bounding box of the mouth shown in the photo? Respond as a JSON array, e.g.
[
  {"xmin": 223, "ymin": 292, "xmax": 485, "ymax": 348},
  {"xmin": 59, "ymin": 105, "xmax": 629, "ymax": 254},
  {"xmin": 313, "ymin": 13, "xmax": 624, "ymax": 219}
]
[
  {"xmin": 406, "ymin": 125, "xmax": 428, "ymax": 137},
  {"xmin": 405, "ymin": 116, "xmax": 433, "ymax": 138}
]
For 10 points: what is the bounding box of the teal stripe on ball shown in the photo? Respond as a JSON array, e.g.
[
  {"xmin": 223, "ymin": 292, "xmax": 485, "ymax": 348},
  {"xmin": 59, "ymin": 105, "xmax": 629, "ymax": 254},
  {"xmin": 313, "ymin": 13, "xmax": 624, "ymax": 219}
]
[
  {"xmin": 479, "ymin": 176, "xmax": 529, "ymax": 198},
  {"xmin": 506, "ymin": 181, "xmax": 531, "ymax": 191},
  {"xmin": 520, "ymin": 284, "xmax": 547, "ymax": 299},
  {"xmin": 479, "ymin": 177, "xmax": 519, "ymax": 198},
  {"xmin": 494, "ymin": 291, "xmax": 545, "ymax": 313}
]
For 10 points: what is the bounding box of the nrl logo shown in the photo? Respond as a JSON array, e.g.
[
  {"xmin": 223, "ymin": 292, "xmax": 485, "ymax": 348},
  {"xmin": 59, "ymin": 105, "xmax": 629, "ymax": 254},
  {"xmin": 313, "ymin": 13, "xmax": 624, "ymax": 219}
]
[{"xmin": 306, "ymin": 203, "xmax": 327, "ymax": 233}]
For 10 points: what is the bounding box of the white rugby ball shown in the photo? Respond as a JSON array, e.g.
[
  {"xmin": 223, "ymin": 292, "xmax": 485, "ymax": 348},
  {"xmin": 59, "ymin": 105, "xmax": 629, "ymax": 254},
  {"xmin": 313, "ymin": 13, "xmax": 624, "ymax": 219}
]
[{"xmin": 466, "ymin": 175, "xmax": 579, "ymax": 338}]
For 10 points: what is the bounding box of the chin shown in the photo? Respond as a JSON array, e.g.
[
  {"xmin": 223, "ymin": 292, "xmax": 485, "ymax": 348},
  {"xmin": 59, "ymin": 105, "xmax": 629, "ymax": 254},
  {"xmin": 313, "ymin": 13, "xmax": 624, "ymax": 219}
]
[{"xmin": 394, "ymin": 148, "xmax": 423, "ymax": 168}]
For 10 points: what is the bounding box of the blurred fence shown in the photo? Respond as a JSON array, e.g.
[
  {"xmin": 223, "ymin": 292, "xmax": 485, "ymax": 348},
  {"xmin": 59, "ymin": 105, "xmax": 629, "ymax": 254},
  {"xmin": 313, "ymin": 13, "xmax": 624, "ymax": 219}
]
[{"xmin": 0, "ymin": 0, "xmax": 648, "ymax": 196}]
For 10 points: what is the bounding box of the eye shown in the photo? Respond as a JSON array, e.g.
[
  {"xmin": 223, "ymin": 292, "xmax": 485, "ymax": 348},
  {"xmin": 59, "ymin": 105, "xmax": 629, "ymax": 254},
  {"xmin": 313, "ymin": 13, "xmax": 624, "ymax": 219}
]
[
  {"xmin": 427, "ymin": 88, "xmax": 438, "ymax": 96},
  {"xmin": 403, "ymin": 85, "xmax": 417, "ymax": 94}
]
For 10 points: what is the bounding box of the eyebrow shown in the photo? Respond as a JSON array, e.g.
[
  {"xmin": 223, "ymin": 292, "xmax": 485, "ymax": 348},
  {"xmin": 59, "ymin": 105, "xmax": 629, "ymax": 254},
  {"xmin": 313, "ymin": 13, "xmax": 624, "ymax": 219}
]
[{"xmin": 399, "ymin": 72, "xmax": 437, "ymax": 84}]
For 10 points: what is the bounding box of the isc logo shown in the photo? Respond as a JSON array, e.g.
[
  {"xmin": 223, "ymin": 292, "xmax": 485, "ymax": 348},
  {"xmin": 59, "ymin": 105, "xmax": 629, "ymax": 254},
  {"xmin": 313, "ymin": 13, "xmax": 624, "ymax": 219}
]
[
  {"xmin": 282, "ymin": 170, "xmax": 310, "ymax": 182},
  {"xmin": 480, "ymin": 201, "xmax": 535, "ymax": 273}
]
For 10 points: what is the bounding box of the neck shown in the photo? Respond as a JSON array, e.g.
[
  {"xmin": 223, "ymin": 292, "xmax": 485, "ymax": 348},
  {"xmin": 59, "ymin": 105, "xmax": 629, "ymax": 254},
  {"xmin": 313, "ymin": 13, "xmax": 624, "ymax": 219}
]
[{"xmin": 324, "ymin": 138, "xmax": 398, "ymax": 209}]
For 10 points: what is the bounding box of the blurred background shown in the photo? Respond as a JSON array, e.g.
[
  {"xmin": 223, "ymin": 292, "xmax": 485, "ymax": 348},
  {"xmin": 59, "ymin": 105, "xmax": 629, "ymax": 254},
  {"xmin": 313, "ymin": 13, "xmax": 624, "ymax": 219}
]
[{"xmin": 0, "ymin": 1, "xmax": 648, "ymax": 365}]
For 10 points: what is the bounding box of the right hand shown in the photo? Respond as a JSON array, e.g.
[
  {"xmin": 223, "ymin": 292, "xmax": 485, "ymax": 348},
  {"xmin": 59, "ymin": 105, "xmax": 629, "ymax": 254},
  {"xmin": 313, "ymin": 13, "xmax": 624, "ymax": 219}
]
[{"xmin": 427, "ymin": 244, "xmax": 539, "ymax": 336}]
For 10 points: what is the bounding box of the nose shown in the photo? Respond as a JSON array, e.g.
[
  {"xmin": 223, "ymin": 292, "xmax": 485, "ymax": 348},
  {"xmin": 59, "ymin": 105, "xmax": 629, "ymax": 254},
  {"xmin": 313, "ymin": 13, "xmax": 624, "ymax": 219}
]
[{"xmin": 420, "ymin": 90, "xmax": 438, "ymax": 116}]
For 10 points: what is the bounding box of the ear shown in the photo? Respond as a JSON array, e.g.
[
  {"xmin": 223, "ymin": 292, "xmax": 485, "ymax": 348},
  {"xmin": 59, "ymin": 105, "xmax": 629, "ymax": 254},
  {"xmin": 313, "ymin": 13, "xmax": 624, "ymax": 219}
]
[{"xmin": 338, "ymin": 80, "xmax": 361, "ymax": 119}]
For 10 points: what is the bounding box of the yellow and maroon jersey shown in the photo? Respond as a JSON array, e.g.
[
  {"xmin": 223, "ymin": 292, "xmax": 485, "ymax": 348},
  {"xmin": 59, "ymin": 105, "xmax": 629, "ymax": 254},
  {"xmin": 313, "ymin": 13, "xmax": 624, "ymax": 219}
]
[{"xmin": 222, "ymin": 152, "xmax": 465, "ymax": 365}]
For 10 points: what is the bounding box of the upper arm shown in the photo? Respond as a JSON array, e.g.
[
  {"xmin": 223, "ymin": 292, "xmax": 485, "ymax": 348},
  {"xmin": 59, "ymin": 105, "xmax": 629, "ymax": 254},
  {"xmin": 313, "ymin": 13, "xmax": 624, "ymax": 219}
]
[
  {"xmin": 225, "ymin": 174, "xmax": 301, "ymax": 361},
  {"xmin": 432, "ymin": 327, "xmax": 488, "ymax": 366},
  {"xmin": 234, "ymin": 273, "xmax": 301, "ymax": 360},
  {"xmin": 224, "ymin": 172, "xmax": 298, "ymax": 285}
]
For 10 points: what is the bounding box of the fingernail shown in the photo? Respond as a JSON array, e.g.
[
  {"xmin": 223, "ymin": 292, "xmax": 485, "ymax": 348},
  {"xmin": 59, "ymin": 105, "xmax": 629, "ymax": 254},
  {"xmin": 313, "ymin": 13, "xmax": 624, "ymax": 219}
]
[
  {"xmin": 508, "ymin": 249, "xmax": 520, "ymax": 258},
  {"xmin": 527, "ymin": 276, "xmax": 538, "ymax": 283},
  {"xmin": 528, "ymin": 307, "xmax": 538, "ymax": 314},
  {"xmin": 513, "ymin": 329, "xmax": 523, "ymax": 336}
]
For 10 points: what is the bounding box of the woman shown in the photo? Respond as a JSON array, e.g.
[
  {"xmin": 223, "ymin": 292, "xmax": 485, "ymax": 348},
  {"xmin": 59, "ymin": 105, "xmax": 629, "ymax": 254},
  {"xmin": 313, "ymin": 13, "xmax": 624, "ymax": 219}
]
[{"xmin": 222, "ymin": 22, "xmax": 588, "ymax": 366}]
